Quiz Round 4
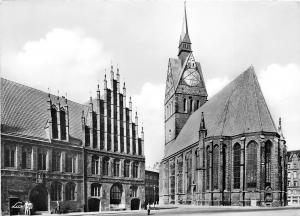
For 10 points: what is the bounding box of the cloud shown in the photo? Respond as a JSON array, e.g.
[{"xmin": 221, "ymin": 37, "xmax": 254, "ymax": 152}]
[
  {"xmin": 2, "ymin": 28, "xmax": 111, "ymax": 102},
  {"xmin": 257, "ymin": 63, "xmax": 300, "ymax": 151},
  {"xmin": 132, "ymin": 82, "xmax": 165, "ymax": 167}
]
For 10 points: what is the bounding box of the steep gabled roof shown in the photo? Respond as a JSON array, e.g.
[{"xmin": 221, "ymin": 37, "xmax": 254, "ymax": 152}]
[
  {"xmin": 1, "ymin": 78, "xmax": 88, "ymax": 143},
  {"xmin": 164, "ymin": 66, "xmax": 278, "ymax": 158}
]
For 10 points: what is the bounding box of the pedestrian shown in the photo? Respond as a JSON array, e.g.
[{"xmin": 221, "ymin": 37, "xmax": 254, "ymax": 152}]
[
  {"xmin": 147, "ymin": 203, "xmax": 150, "ymax": 215},
  {"xmin": 28, "ymin": 201, "xmax": 33, "ymax": 215},
  {"xmin": 24, "ymin": 201, "xmax": 29, "ymax": 215},
  {"xmin": 56, "ymin": 201, "xmax": 60, "ymax": 214}
]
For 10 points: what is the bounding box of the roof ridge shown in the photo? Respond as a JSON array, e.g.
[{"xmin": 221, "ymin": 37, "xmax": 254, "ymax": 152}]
[{"xmin": 1, "ymin": 77, "xmax": 89, "ymax": 108}]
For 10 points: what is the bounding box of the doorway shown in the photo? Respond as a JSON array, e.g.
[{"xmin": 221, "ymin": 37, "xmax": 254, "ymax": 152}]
[
  {"xmin": 29, "ymin": 184, "xmax": 48, "ymax": 211},
  {"xmin": 131, "ymin": 198, "xmax": 140, "ymax": 210}
]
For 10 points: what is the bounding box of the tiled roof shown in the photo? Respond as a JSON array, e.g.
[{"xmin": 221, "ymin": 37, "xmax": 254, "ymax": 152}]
[
  {"xmin": 1, "ymin": 78, "xmax": 88, "ymax": 143},
  {"xmin": 164, "ymin": 66, "xmax": 278, "ymax": 158}
]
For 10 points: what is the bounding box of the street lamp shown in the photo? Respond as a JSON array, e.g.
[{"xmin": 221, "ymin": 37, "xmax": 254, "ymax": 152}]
[{"xmin": 153, "ymin": 186, "xmax": 156, "ymax": 209}]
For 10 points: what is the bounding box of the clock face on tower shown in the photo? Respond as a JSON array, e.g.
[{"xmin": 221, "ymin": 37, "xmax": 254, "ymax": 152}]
[{"xmin": 182, "ymin": 68, "xmax": 200, "ymax": 86}]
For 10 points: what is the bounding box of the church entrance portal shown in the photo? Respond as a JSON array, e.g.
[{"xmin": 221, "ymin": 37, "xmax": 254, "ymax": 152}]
[
  {"xmin": 88, "ymin": 198, "xmax": 100, "ymax": 212},
  {"xmin": 29, "ymin": 184, "xmax": 48, "ymax": 211},
  {"xmin": 131, "ymin": 198, "xmax": 140, "ymax": 210}
]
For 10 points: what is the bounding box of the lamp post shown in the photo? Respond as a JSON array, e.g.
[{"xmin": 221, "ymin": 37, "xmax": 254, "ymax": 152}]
[{"xmin": 153, "ymin": 186, "xmax": 156, "ymax": 209}]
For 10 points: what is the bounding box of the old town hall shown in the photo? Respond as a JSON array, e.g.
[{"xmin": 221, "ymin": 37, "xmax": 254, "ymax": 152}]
[{"xmin": 159, "ymin": 3, "xmax": 287, "ymax": 207}]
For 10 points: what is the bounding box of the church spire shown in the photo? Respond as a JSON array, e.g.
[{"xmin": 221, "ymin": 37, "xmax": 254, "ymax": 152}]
[{"xmin": 178, "ymin": 1, "xmax": 192, "ymax": 59}]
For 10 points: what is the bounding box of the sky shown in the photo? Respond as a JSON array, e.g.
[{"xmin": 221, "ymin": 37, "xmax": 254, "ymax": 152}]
[{"xmin": 1, "ymin": 0, "xmax": 300, "ymax": 167}]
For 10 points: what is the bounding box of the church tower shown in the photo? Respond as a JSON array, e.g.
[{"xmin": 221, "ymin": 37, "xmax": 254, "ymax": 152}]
[{"xmin": 164, "ymin": 2, "xmax": 207, "ymax": 149}]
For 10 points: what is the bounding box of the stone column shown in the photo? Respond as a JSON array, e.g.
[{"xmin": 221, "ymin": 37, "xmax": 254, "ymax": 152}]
[
  {"xmin": 104, "ymin": 75, "xmax": 108, "ymax": 151},
  {"xmin": 129, "ymin": 97, "xmax": 133, "ymax": 154},
  {"xmin": 129, "ymin": 161, "xmax": 133, "ymax": 178},
  {"xmin": 56, "ymin": 100, "xmax": 61, "ymax": 140},
  {"xmin": 99, "ymin": 156, "xmax": 103, "ymax": 177},
  {"xmin": 32, "ymin": 146, "xmax": 37, "ymax": 170}
]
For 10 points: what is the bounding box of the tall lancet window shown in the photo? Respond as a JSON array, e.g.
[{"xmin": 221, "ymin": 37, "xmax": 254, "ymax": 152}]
[
  {"xmin": 183, "ymin": 98, "xmax": 187, "ymax": 112},
  {"xmin": 186, "ymin": 153, "xmax": 192, "ymax": 193},
  {"xmin": 206, "ymin": 147, "xmax": 210, "ymax": 190},
  {"xmin": 85, "ymin": 126, "xmax": 90, "ymax": 146},
  {"xmin": 247, "ymin": 141, "xmax": 257, "ymax": 188},
  {"xmin": 233, "ymin": 143, "xmax": 241, "ymax": 189},
  {"xmin": 60, "ymin": 108, "xmax": 66, "ymax": 140},
  {"xmin": 92, "ymin": 112, "xmax": 98, "ymax": 149},
  {"xmin": 213, "ymin": 146, "xmax": 219, "ymax": 190},
  {"xmin": 51, "ymin": 106, "xmax": 58, "ymax": 139},
  {"xmin": 265, "ymin": 141, "xmax": 272, "ymax": 187}
]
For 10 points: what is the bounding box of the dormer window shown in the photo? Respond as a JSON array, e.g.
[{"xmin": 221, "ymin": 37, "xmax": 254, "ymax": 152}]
[
  {"xmin": 51, "ymin": 106, "xmax": 58, "ymax": 139},
  {"xmin": 60, "ymin": 108, "xmax": 66, "ymax": 140}
]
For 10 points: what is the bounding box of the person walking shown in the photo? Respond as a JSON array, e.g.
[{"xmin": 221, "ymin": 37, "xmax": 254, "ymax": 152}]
[
  {"xmin": 147, "ymin": 203, "xmax": 150, "ymax": 215},
  {"xmin": 28, "ymin": 201, "xmax": 33, "ymax": 215},
  {"xmin": 24, "ymin": 201, "xmax": 29, "ymax": 215}
]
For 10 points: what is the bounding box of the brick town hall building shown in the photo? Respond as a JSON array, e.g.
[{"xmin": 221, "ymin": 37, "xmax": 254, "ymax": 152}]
[
  {"xmin": 159, "ymin": 4, "xmax": 287, "ymax": 207},
  {"xmin": 1, "ymin": 67, "xmax": 145, "ymax": 214}
]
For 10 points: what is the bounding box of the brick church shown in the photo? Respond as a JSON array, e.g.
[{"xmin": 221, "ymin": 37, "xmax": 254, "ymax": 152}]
[
  {"xmin": 1, "ymin": 67, "xmax": 145, "ymax": 213},
  {"xmin": 159, "ymin": 3, "xmax": 288, "ymax": 207}
]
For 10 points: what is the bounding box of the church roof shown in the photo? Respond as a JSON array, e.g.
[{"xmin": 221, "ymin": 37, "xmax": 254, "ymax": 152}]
[
  {"xmin": 164, "ymin": 66, "xmax": 278, "ymax": 158},
  {"xmin": 1, "ymin": 78, "xmax": 88, "ymax": 143}
]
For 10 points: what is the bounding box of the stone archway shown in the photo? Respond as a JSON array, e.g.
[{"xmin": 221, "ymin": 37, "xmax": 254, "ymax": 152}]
[
  {"xmin": 88, "ymin": 198, "xmax": 100, "ymax": 212},
  {"xmin": 131, "ymin": 198, "xmax": 140, "ymax": 210},
  {"xmin": 29, "ymin": 184, "xmax": 48, "ymax": 211}
]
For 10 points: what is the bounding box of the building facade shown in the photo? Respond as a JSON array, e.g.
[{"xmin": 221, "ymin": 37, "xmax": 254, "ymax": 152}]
[
  {"xmin": 1, "ymin": 66, "xmax": 145, "ymax": 214},
  {"xmin": 159, "ymin": 4, "xmax": 287, "ymax": 207},
  {"xmin": 287, "ymin": 150, "xmax": 300, "ymax": 205},
  {"xmin": 145, "ymin": 168, "xmax": 159, "ymax": 205}
]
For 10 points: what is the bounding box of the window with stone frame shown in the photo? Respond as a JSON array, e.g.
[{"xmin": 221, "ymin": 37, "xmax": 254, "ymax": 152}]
[
  {"xmin": 246, "ymin": 141, "xmax": 257, "ymax": 188},
  {"xmin": 110, "ymin": 184, "xmax": 122, "ymax": 204},
  {"xmin": 102, "ymin": 157, "xmax": 109, "ymax": 176},
  {"xmin": 130, "ymin": 185, "xmax": 138, "ymax": 197},
  {"xmin": 177, "ymin": 157, "xmax": 183, "ymax": 194},
  {"xmin": 51, "ymin": 182, "xmax": 62, "ymax": 201},
  {"xmin": 92, "ymin": 112, "xmax": 98, "ymax": 148},
  {"xmin": 186, "ymin": 153, "xmax": 192, "ymax": 194},
  {"xmin": 51, "ymin": 106, "xmax": 58, "ymax": 139},
  {"xmin": 91, "ymin": 155, "xmax": 99, "ymax": 175},
  {"xmin": 233, "ymin": 143, "xmax": 241, "ymax": 189},
  {"xmin": 38, "ymin": 149, "xmax": 47, "ymax": 170},
  {"xmin": 91, "ymin": 183, "xmax": 101, "ymax": 197},
  {"xmin": 113, "ymin": 159, "xmax": 120, "ymax": 177},
  {"xmin": 65, "ymin": 182, "xmax": 76, "ymax": 201},
  {"xmin": 22, "ymin": 146, "xmax": 32, "ymax": 169},
  {"xmin": 169, "ymin": 160, "xmax": 175, "ymax": 198},
  {"xmin": 52, "ymin": 151, "xmax": 61, "ymax": 172},
  {"xmin": 132, "ymin": 162, "xmax": 139, "ymax": 178},
  {"xmin": 66, "ymin": 154, "xmax": 76, "ymax": 173},
  {"xmin": 124, "ymin": 160, "xmax": 130, "ymax": 177},
  {"xmin": 4, "ymin": 145, "xmax": 15, "ymax": 168},
  {"xmin": 206, "ymin": 147, "xmax": 211, "ymax": 190},
  {"xmin": 265, "ymin": 141, "xmax": 272, "ymax": 187},
  {"xmin": 60, "ymin": 108, "xmax": 66, "ymax": 140},
  {"xmin": 213, "ymin": 146, "xmax": 219, "ymax": 190},
  {"xmin": 85, "ymin": 126, "xmax": 90, "ymax": 146}
]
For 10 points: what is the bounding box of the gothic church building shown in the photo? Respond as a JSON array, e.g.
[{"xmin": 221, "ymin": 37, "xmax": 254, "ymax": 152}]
[{"xmin": 159, "ymin": 4, "xmax": 287, "ymax": 207}]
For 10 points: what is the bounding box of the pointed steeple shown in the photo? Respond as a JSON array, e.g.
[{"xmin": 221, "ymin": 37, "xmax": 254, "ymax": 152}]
[{"xmin": 178, "ymin": 1, "xmax": 192, "ymax": 59}]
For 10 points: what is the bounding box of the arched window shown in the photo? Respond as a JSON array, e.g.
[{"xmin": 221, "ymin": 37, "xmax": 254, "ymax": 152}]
[
  {"xmin": 186, "ymin": 153, "xmax": 192, "ymax": 193},
  {"xmin": 102, "ymin": 157, "xmax": 109, "ymax": 176},
  {"xmin": 124, "ymin": 160, "xmax": 130, "ymax": 177},
  {"xmin": 91, "ymin": 183, "xmax": 101, "ymax": 197},
  {"xmin": 247, "ymin": 141, "xmax": 257, "ymax": 188},
  {"xmin": 177, "ymin": 157, "xmax": 183, "ymax": 193},
  {"xmin": 51, "ymin": 106, "xmax": 58, "ymax": 139},
  {"xmin": 65, "ymin": 182, "xmax": 76, "ymax": 201},
  {"xmin": 85, "ymin": 126, "xmax": 90, "ymax": 146},
  {"xmin": 233, "ymin": 143, "xmax": 241, "ymax": 189},
  {"xmin": 22, "ymin": 147, "xmax": 32, "ymax": 169},
  {"xmin": 183, "ymin": 98, "xmax": 187, "ymax": 112},
  {"xmin": 113, "ymin": 159, "xmax": 120, "ymax": 177},
  {"xmin": 189, "ymin": 99, "xmax": 193, "ymax": 113},
  {"xmin": 51, "ymin": 182, "xmax": 62, "ymax": 201},
  {"xmin": 206, "ymin": 147, "xmax": 210, "ymax": 190},
  {"xmin": 52, "ymin": 151, "xmax": 61, "ymax": 172},
  {"xmin": 60, "ymin": 108, "xmax": 66, "ymax": 140},
  {"xmin": 213, "ymin": 146, "xmax": 219, "ymax": 190},
  {"xmin": 4, "ymin": 145, "xmax": 15, "ymax": 168},
  {"xmin": 265, "ymin": 141, "xmax": 272, "ymax": 187},
  {"xmin": 110, "ymin": 184, "xmax": 122, "ymax": 204},
  {"xmin": 92, "ymin": 155, "xmax": 99, "ymax": 175}
]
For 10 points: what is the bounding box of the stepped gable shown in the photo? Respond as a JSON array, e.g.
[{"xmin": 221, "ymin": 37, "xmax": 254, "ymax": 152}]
[
  {"xmin": 164, "ymin": 66, "xmax": 278, "ymax": 158},
  {"xmin": 1, "ymin": 78, "xmax": 88, "ymax": 142}
]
